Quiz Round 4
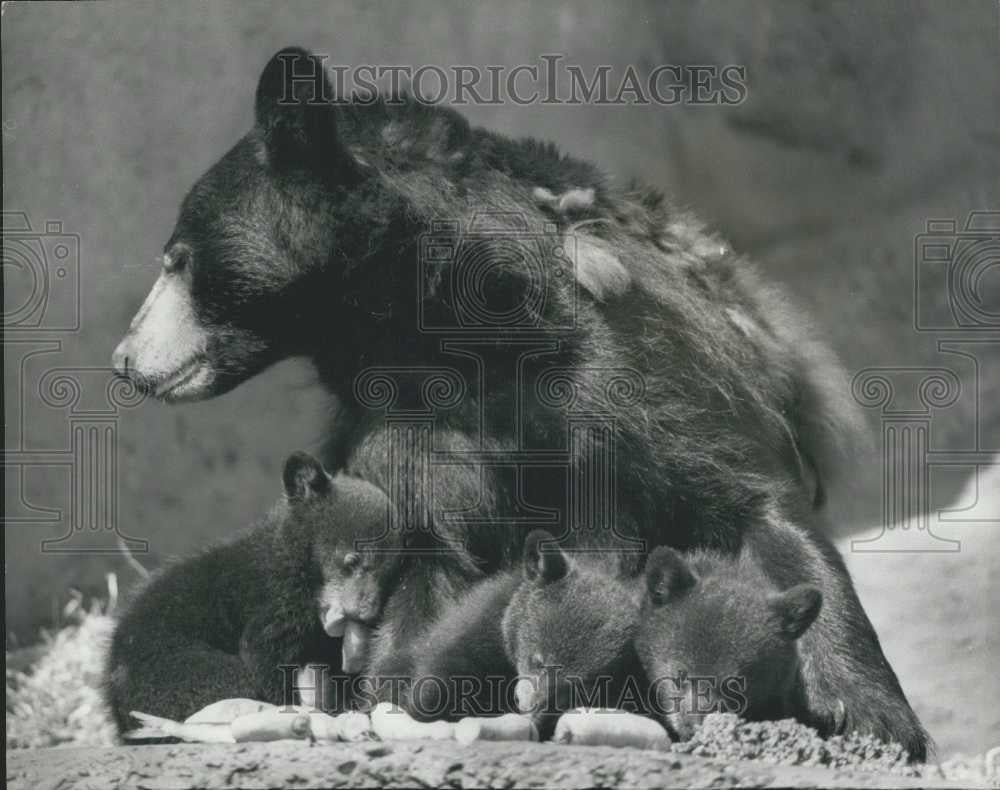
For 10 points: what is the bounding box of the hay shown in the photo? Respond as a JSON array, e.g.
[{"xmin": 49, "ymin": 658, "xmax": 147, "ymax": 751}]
[{"xmin": 6, "ymin": 581, "xmax": 117, "ymax": 749}]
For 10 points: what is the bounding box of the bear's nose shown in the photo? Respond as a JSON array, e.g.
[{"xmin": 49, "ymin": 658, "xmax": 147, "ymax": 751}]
[{"xmin": 111, "ymin": 337, "xmax": 133, "ymax": 377}]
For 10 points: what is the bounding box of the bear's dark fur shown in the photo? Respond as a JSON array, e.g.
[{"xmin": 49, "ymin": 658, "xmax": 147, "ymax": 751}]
[
  {"xmin": 637, "ymin": 546, "xmax": 823, "ymax": 741},
  {"xmin": 112, "ymin": 47, "xmax": 928, "ymax": 758},
  {"xmin": 104, "ymin": 452, "xmax": 389, "ymax": 733}
]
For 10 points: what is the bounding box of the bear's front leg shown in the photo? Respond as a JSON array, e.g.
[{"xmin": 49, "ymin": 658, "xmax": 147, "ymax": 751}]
[{"xmin": 748, "ymin": 512, "xmax": 930, "ymax": 761}]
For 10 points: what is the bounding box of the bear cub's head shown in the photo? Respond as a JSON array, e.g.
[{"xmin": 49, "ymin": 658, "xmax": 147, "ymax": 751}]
[
  {"xmin": 281, "ymin": 451, "xmax": 401, "ymax": 670},
  {"xmin": 636, "ymin": 546, "xmax": 822, "ymax": 740},
  {"xmin": 502, "ymin": 530, "xmax": 646, "ymax": 733}
]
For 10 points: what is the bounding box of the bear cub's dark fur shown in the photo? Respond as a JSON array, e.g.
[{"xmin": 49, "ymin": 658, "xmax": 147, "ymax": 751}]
[
  {"xmin": 104, "ymin": 452, "xmax": 391, "ymax": 733},
  {"xmin": 400, "ymin": 570, "xmax": 521, "ymax": 721}
]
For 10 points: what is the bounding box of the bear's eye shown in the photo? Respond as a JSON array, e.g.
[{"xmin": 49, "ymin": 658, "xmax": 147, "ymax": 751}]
[{"xmin": 343, "ymin": 552, "xmax": 360, "ymax": 571}]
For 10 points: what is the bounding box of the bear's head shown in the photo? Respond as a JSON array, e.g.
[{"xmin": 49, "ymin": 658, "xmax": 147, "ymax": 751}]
[
  {"xmin": 112, "ymin": 47, "xmax": 384, "ymax": 401},
  {"xmin": 502, "ymin": 530, "xmax": 646, "ymax": 735},
  {"xmin": 281, "ymin": 451, "xmax": 401, "ymax": 670},
  {"xmin": 636, "ymin": 546, "xmax": 822, "ymax": 740}
]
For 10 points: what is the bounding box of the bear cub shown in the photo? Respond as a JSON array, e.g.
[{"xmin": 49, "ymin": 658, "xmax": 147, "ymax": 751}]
[
  {"xmin": 501, "ymin": 531, "xmax": 650, "ymax": 736},
  {"xmin": 399, "ymin": 570, "xmax": 521, "ymax": 721},
  {"xmin": 636, "ymin": 546, "xmax": 823, "ymax": 740},
  {"xmin": 104, "ymin": 451, "xmax": 395, "ymax": 734},
  {"xmin": 402, "ymin": 529, "xmax": 648, "ymax": 732},
  {"xmin": 396, "ymin": 530, "xmax": 648, "ymax": 729}
]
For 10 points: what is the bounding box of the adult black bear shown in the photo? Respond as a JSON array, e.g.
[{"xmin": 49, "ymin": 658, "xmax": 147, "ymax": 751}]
[
  {"xmin": 104, "ymin": 452, "xmax": 390, "ymax": 733},
  {"xmin": 111, "ymin": 47, "xmax": 928, "ymax": 757}
]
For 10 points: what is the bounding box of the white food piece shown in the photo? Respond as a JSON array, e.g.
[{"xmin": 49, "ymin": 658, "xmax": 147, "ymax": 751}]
[
  {"xmin": 553, "ymin": 708, "xmax": 671, "ymax": 750},
  {"xmin": 184, "ymin": 698, "xmax": 276, "ymax": 725},
  {"xmin": 370, "ymin": 702, "xmax": 454, "ymax": 740},
  {"xmin": 308, "ymin": 710, "xmax": 373, "ymax": 742},
  {"xmin": 455, "ymin": 713, "xmax": 538, "ymax": 744},
  {"xmin": 127, "ymin": 711, "xmax": 235, "ymax": 743},
  {"xmin": 230, "ymin": 709, "xmax": 312, "ymax": 742}
]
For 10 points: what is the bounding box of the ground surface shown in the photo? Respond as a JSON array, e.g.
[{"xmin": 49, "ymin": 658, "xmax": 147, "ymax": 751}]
[{"xmin": 3, "ymin": 741, "xmax": 965, "ymax": 790}]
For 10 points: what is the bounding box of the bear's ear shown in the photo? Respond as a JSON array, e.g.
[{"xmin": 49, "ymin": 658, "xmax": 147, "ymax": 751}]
[
  {"xmin": 645, "ymin": 547, "xmax": 696, "ymax": 606},
  {"xmin": 522, "ymin": 530, "xmax": 568, "ymax": 584},
  {"xmin": 255, "ymin": 47, "xmax": 351, "ymax": 176},
  {"xmin": 283, "ymin": 451, "xmax": 332, "ymax": 502},
  {"xmin": 769, "ymin": 584, "xmax": 823, "ymax": 641}
]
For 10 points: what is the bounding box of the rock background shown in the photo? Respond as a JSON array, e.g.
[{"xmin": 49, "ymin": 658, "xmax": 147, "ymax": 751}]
[{"xmin": 3, "ymin": 0, "xmax": 998, "ymax": 757}]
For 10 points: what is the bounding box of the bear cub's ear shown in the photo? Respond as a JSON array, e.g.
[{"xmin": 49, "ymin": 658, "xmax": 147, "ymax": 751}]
[
  {"xmin": 644, "ymin": 546, "xmax": 697, "ymax": 606},
  {"xmin": 255, "ymin": 46, "xmax": 351, "ymax": 176},
  {"xmin": 283, "ymin": 451, "xmax": 332, "ymax": 502},
  {"xmin": 768, "ymin": 584, "xmax": 823, "ymax": 641},
  {"xmin": 522, "ymin": 530, "xmax": 569, "ymax": 584}
]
